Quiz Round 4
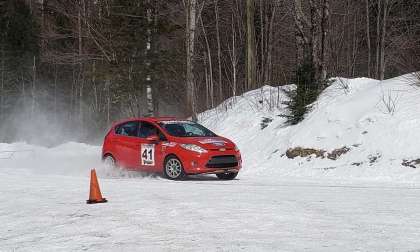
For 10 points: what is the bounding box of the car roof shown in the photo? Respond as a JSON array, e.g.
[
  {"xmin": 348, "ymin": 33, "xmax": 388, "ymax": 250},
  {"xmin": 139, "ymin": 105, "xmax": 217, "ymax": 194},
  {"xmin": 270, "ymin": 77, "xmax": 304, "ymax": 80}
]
[{"xmin": 112, "ymin": 117, "xmax": 188, "ymax": 126}]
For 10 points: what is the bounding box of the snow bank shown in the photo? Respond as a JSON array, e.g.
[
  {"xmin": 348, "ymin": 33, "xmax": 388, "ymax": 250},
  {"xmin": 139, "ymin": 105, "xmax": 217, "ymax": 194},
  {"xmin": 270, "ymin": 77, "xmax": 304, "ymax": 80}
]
[{"xmin": 200, "ymin": 74, "xmax": 420, "ymax": 183}]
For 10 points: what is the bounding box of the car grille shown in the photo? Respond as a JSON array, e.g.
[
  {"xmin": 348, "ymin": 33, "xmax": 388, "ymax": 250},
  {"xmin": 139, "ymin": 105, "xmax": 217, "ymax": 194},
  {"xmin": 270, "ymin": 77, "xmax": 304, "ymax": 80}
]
[{"xmin": 206, "ymin": 155, "xmax": 238, "ymax": 168}]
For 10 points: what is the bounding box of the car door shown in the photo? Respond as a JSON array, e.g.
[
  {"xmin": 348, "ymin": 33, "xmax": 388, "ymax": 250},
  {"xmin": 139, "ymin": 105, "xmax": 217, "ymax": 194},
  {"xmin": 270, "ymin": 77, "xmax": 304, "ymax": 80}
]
[
  {"xmin": 113, "ymin": 121, "xmax": 142, "ymax": 169},
  {"xmin": 138, "ymin": 121, "xmax": 165, "ymax": 172}
]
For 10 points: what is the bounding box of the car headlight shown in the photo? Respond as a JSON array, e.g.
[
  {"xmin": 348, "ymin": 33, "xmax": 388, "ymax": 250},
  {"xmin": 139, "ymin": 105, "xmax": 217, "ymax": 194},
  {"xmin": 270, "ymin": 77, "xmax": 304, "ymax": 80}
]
[
  {"xmin": 180, "ymin": 144, "xmax": 208, "ymax": 154},
  {"xmin": 234, "ymin": 144, "xmax": 239, "ymax": 152}
]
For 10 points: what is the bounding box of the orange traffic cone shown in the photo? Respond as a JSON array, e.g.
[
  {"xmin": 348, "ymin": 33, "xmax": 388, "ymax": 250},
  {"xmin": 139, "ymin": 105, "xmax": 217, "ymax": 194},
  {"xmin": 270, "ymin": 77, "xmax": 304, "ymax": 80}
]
[{"xmin": 87, "ymin": 169, "xmax": 107, "ymax": 204}]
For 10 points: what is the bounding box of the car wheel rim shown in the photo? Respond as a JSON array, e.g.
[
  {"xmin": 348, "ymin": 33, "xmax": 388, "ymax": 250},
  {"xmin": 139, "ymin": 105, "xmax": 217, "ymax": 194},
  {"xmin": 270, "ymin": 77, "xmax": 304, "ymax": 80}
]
[{"xmin": 166, "ymin": 159, "xmax": 182, "ymax": 178}]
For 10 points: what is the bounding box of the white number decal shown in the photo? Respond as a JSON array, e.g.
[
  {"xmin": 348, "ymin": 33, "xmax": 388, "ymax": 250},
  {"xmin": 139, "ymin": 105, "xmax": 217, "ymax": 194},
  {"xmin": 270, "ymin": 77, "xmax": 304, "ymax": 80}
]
[{"xmin": 141, "ymin": 144, "xmax": 155, "ymax": 166}]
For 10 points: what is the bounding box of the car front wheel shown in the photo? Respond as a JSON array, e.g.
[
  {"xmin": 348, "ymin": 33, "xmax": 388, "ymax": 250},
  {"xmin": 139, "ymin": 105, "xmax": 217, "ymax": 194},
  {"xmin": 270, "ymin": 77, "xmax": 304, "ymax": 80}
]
[
  {"xmin": 216, "ymin": 172, "xmax": 238, "ymax": 180},
  {"xmin": 164, "ymin": 156, "xmax": 185, "ymax": 180}
]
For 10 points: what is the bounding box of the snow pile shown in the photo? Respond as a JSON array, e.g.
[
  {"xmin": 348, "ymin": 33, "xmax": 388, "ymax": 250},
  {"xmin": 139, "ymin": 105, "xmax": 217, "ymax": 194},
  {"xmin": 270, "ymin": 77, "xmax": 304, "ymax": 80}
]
[{"xmin": 200, "ymin": 74, "xmax": 420, "ymax": 183}]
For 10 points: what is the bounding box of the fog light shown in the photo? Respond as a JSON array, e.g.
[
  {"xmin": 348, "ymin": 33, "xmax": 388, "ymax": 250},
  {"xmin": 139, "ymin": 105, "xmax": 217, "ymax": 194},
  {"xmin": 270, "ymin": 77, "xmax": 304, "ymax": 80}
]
[{"xmin": 191, "ymin": 161, "xmax": 198, "ymax": 168}]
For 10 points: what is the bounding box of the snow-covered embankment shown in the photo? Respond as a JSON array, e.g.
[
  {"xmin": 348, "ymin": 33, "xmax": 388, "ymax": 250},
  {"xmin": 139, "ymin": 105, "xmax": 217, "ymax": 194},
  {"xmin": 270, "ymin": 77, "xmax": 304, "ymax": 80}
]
[{"xmin": 200, "ymin": 74, "xmax": 420, "ymax": 183}]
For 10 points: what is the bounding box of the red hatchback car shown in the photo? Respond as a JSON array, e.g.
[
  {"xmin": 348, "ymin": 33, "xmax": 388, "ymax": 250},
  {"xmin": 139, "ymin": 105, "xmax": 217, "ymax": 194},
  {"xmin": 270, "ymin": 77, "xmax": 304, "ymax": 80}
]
[{"xmin": 102, "ymin": 117, "xmax": 242, "ymax": 180}]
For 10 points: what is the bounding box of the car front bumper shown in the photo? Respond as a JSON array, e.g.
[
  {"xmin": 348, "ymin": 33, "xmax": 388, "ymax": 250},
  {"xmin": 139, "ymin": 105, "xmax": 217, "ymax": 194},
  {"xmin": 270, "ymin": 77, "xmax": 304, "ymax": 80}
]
[{"xmin": 178, "ymin": 149, "xmax": 242, "ymax": 175}]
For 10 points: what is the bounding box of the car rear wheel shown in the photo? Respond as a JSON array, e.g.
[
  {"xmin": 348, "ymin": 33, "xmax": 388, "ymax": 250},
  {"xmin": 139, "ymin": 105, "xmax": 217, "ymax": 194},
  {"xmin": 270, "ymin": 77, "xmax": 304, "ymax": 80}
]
[
  {"xmin": 103, "ymin": 155, "xmax": 116, "ymax": 168},
  {"xmin": 216, "ymin": 172, "xmax": 238, "ymax": 180},
  {"xmin": 164, "ymin": 156, "xmax": 185, "ymax": 180}
]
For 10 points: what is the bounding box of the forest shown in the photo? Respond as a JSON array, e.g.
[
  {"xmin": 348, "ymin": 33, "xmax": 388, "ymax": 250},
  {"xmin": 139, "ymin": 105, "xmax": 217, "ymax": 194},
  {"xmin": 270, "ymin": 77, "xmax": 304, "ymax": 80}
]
[{"xmin": 0, "ymin": 0, "xmax": 419, "ymax": 144}]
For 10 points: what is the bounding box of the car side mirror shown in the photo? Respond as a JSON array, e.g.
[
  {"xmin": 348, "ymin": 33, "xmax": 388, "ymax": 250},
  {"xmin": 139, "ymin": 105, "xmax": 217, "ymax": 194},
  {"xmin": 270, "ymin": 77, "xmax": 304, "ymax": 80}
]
[{"xmin": 146, "ymin": 135, "xmax": 159, "ymax": 142}]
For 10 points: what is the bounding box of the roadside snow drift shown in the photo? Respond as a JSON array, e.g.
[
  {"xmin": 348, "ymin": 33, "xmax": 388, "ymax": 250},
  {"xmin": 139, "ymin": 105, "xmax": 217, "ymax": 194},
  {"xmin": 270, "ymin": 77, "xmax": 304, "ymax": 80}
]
[{"xmin": 200, "ymin": 74, "xmax": 420, "ymax": 183}]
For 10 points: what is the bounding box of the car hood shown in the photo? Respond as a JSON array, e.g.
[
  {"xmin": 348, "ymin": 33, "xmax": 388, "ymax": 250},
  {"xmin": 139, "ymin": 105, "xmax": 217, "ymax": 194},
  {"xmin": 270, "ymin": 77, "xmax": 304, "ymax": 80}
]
[{"xmin": 173, "ymin": 136, "xmax": 236, "ymax": 150}]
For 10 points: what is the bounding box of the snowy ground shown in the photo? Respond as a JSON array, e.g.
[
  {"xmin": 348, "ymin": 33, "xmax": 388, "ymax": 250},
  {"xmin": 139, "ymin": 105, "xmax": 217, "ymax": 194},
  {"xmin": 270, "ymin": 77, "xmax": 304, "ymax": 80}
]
[
  {"xmin": 1, "ymin": 159, "xmax": 420, "ymax": 251},
  {"xmin": 2, "ymin": 74, "xmax": 420, "ymax": 251}
]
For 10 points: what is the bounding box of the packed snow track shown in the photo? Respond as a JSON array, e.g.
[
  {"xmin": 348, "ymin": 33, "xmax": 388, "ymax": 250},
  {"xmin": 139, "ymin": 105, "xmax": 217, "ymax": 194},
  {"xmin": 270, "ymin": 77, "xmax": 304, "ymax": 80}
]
[{"xmin": 1, "ymin": 144, "xmax": 420, "ymax": 251}]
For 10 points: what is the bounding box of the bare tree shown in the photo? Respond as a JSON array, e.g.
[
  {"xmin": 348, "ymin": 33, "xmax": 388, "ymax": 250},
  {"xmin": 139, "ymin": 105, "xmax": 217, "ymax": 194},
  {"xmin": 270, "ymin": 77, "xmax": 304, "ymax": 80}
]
[
  {"xmin": 246, "ymin": 0, "xmax": 256, "ymax": 90},
  {"xmin": 293, "ymin": 0, "xmax": 308, "ymax": 66},
  {"xmin": 200, "ymin": 15, "xmax": 214, "ymax": 108},
  {"xmin": 0, "ymin": 46, "xmax": 4, "ymax": 122},
  {"xmin": 185, "ymin": 0, "xmax": 198, "ymax": 120},
  {"xmin": 229, "ymin": 13, "xmax": 238, "ymax": 98},
  {"xmin": 31, "ymin": 56, "xmax": 36, "ymax": 119},
  {"xmin": 77, "ymin": 0, "xmax": 85, "ymax": 128},
  {"xmin": 146, "ymin": 0, "xmax": 154, "ymax": 116},
  {"xmin": 365, "ymin": 0, "xmax": 371, "ymax": 77},
  {"xmin": 214, "ymin": 0, "xmax": 223, "ymax": 103},
  {"xmin": 379, "ymin": 0, "xmax": 392, "ymax": 80},
  {"xmin": 375, "ymin": 0, "xmax": 381, "ymax": 79},
  {"xmin": 320, "ymin": 0, "xmax": 330, "ymax": 82}
]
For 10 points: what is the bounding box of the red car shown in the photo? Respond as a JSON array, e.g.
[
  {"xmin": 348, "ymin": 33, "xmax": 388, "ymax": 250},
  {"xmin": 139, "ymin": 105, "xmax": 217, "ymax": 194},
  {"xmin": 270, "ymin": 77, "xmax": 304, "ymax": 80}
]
[{"xmin": 102, "ymin": 117, "xmax": 242, "ymax": 180}]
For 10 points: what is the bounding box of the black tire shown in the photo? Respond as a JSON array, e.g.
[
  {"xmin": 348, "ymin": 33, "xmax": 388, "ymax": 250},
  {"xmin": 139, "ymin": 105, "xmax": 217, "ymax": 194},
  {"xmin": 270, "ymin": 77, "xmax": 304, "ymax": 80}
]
[
  {"xmin": 163, "ymin": 155, "xmax": 185, "ymax": 180},
  {"xmin": 216, "ymin": 172, "xmax": 238, "ymax": 180}
]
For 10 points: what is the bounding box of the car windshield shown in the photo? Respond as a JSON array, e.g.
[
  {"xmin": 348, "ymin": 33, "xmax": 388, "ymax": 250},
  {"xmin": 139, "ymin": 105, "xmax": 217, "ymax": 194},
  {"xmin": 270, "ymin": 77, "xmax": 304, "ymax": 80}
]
[{"xmin": 159, "ymin": 121, "xmax": 217, "ymax": 137}]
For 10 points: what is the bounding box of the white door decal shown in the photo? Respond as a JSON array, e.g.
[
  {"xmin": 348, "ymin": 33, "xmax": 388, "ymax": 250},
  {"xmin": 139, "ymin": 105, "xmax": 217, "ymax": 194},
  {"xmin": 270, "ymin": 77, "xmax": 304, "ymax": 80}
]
[{"xmin": 141, "ymin": 144, "xmax": 155, "ymax": 166}]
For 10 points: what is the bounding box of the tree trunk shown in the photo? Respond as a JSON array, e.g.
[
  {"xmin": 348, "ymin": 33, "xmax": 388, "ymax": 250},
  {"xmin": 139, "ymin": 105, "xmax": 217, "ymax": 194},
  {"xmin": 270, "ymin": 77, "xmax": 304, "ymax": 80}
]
[
  {"xmin": 92, "ymin": 62, "xmax": 98, "ymax": 114},
  {"xmin": 31, "ymin": 56, "xmax": 36, "ymax": 119},
  {"xmin": 0, "ymin": 47, "xmax": 4, "ymax": 122},
  {"xmin": 146, "ymin": 0, "xmax": 154, "ymax": 116},
  {"xmin": 379, "ymin": 0, "xmax": 389, "ymax": 80},
  {"xmin": 293, "ymin": 0, "xmax": 308, "ymax": 66},
  {"xmin": 152, "ymin": 0, "xmax": 160, "ymax": 116},
  {"xmin": 204, "ymin": 52, "xmax": 209, "ymax": 109},
  {"xmin": 351, "ymin": 15, "xmax": 358, "ymax": 76},
  {"xmin": 230, "ymin": 13, "xmax": 238, "ymax": 99},
  {"xmin": 200, "ymin": 15, "xmax": 214, "ymax": 108},
  {"xmin": 259, "ymin": 0, "xmax": 264, "ymax": 85},
  {"xmin": 78, "ymin": 1, "xmax": 84, "ymax": 130},
  {"xmin": 246, "ymin": 0, "xmax": 256, "ymax": 90},
  {"xmin": 375, "ymin": 0, "xmax": 382, "ymax": 79},
  {"xmin": 70, "ymin": 66, "xmax": 75, "ymax": 121},
  {"xmin": 266, "ymin": 1, "xmax": 277, "ymax": 85},
  {"xmin": 365, "ymin": 0, "xmax": 371, "ymax": 77},
  {"xmin": 320, "ymin": 0, "xmax": 329, "ymax": 83},
  {"xmin": 309, "ymin": 0, "xmax": 320, "ymax": 83},
  {"xmin": 186, "ymin": 0, "xmax": 197, "ymax": 120},
  {"xmin": 54, "ymin": 63, "xmax": 58, "ymax": 124},
  {"xmin": 21, "ymin": 74, "xmax": 25, "ymax": 106},
  {"xmin": 214, "ymin": 0, "xmax": 223, "ymax": 104},
  {"xmin": 105, "ymin": 79, "xmax": 111, "ymax": 126}
]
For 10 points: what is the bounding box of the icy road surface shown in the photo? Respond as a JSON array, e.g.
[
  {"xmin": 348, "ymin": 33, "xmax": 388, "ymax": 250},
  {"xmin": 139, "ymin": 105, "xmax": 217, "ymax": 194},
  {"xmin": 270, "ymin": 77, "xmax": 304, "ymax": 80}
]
[{"xmin": 1, "ymin": 169, "xmax": 420, "ymax": 251}]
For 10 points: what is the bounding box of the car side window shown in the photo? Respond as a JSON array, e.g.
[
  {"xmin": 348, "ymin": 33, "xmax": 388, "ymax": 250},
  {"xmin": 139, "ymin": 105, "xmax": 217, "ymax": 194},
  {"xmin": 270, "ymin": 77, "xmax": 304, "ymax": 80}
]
[
  {"xmin": 138, "ymin": 122, "xmax": 167, "ymax": 141},
  {"xmin": 115, "ymin": 121, "xmax": 139, "ymax": 137},
  {"xmin": 138, "ymin": 122, "xmax": 158, "ymax": 138}
]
